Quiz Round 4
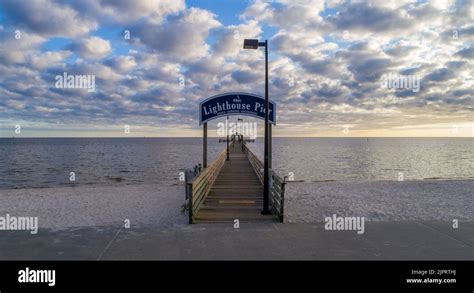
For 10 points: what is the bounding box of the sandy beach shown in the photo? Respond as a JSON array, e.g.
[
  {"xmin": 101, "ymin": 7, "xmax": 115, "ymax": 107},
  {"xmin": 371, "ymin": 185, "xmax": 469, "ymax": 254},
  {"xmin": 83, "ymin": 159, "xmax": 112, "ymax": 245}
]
[
  {"xmin": 0, "ymin": 179, "xmax": 472, "ymax": 229},
  {"xmin": 285, "ymin": 179, "xmax": 474, "ymax": 223},
  {"xmin": 0, "ymin": 184, "xmax": 187, "ymax": 229},
  {"xmin": 1, "ymin": 180, "xmax": 472, "ymax": 260}
]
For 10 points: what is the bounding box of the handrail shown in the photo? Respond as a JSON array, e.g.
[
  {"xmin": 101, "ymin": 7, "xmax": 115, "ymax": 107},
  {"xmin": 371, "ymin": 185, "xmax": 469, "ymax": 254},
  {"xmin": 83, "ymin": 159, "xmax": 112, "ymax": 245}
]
[
  {"xmin": 270, "ymin": 170, "xmax": 286, "ymax": 222},
  {"xmin": 243, "ymin": 144, "xmax": 264, "ymax": 184},
  {"xmin": 242, "ymin": 143, "xmax": 285, "ymax": 222},
  {"xmin": 187, "ymin": 149, "xmax": 227, "ymax": 224}
]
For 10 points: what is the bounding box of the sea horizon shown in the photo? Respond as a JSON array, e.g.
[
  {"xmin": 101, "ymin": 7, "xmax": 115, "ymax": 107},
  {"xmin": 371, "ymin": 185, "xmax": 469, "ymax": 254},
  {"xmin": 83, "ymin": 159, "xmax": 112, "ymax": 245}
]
[{"xmin": 1, "ymin": 137, "xmax": 472, "ymax": 189}]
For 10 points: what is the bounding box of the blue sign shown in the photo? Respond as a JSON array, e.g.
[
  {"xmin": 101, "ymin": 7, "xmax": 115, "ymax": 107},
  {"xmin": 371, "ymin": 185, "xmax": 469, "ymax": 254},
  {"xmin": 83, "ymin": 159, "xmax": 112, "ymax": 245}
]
[{"xmin": 199, "ymin": 92, "xmax": 276, "ymax": 125}]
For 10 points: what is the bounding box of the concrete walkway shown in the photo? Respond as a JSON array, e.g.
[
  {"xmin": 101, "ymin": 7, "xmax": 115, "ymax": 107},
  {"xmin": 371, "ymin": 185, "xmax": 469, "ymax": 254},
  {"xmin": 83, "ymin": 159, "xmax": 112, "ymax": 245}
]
[{"xmin": 1, "ymin": 221, "xmax": 472, "ymax": 260}]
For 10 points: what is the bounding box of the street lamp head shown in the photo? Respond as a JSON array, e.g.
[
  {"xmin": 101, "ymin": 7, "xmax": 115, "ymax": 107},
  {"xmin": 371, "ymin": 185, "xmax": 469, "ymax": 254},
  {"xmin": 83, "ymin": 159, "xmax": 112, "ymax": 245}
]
[{"xmin": 243, "ymin": 39, "xmax": 259, "ymax": 49}]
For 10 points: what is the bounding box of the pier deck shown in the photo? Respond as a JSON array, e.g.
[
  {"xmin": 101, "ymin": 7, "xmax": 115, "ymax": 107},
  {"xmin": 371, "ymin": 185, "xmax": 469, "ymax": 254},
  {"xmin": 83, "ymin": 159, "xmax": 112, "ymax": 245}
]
[{"xmin": 193, "ymin": 140, "xmax": 277, "ymax": 223}]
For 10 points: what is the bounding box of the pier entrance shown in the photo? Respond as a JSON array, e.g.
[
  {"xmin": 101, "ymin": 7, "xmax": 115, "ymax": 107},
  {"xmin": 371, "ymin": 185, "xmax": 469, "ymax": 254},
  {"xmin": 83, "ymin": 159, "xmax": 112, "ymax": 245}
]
[
  {"xmin": 185, "ymin": 92, "xmax": 285, "ymax": 224},
  {"xmin": 193, "ymin": 139, "xmax": 270, "ymax": 223}
]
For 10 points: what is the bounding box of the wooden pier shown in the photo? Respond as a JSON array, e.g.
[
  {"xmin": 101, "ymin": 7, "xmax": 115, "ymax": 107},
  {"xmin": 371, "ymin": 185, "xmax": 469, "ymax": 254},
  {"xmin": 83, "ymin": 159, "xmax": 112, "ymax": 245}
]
[
  {"xmin": 191, "ymin": 92, "xmax": 282, "ymax": 224},
  {"xmin": 186, "ymin": 139, "xmax": 285, "ymax": 224}
]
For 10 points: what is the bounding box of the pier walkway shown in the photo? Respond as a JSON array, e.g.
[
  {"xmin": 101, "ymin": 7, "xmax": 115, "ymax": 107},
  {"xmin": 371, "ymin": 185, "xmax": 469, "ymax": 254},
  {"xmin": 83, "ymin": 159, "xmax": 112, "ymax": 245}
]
[{"xmin": 186, "ymin": 139, "xmax": 285, "ymax": 224}]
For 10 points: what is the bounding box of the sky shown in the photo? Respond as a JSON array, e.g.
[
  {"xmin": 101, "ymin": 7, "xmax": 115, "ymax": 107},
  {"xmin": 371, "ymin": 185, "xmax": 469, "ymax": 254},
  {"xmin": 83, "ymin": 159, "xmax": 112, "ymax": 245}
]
[{"xmin": 0, "ymin": 0, "xmax": 473, "ymax": 137}]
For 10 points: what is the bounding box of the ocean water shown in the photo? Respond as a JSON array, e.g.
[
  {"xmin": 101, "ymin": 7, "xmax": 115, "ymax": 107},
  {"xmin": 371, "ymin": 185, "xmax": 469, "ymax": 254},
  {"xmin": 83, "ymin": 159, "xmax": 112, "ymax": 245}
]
[
  {"xmin": 0, "ymin": 137, "xmax": 472, "ymax": 189},
  {"xmin": 248, "ymin": 137, "xmax": 474, "ymax": 182}
]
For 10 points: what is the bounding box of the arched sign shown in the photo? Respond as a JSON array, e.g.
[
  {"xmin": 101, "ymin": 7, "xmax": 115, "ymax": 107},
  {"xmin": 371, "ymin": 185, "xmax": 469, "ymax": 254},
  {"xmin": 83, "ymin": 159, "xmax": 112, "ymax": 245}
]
[{"xmin": 199, "ymin": 92, "xmax": 276, "ymax": 125}]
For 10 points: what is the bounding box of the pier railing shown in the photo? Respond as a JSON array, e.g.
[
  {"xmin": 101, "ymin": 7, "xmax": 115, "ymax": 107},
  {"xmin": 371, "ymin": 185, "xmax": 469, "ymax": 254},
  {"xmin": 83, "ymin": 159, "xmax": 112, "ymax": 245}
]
[
  {"xmin": 244, "ymin": 143, "xmax": 264, "ymax": 183},
  {"xmin": 242, "ymin": 143, "xmax": 285, "ymax": 222},
  {"xmin": 269, "ymin": 170, "xmax": 285, "ymax": 222},
  {"xmin": 187, "ymin": 149, "xmax": 227, "ymax": 224}
]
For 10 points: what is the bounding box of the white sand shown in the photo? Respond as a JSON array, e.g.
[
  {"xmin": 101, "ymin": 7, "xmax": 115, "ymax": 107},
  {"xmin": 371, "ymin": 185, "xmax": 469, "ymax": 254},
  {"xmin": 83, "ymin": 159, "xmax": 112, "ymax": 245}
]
[
  {"xmin": 285, "ymin": 180, "xmax": 474, "ymax": 223},
  {"xmin": 0, "ymin": 184, "xmax": 188, "ymax": 229},
  {"xmin": 0, "ymin": 180, "xmax": 472, "ymax": 229}
]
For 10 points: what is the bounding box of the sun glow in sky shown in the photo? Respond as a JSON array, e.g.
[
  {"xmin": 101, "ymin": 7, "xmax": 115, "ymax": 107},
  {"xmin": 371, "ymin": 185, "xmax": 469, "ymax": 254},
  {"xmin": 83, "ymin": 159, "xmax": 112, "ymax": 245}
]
[{"xmin": 0, "ymin": 0, "xmax": 473, "ymax": 137}]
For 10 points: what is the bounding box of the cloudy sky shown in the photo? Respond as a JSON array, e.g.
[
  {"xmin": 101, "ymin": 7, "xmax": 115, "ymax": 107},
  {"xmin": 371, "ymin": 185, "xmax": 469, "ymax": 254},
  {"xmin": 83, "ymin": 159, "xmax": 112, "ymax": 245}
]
[{"xmin": 0, "ymin": 0, "xmax": 472, "ymax": 137}]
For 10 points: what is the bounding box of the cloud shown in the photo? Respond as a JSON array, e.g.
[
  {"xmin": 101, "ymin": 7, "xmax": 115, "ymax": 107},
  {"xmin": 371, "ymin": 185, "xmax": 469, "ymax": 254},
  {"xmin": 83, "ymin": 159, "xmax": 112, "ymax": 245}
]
[
  {"xmin": 28, "ymin": 51, "xmax": 72, "ymax": 70},
  {"xmin": 327, "ymin": 2, "xmax": 412, "ymax": 32},
  {"xmin": 242, "ymin": 0, "xmax": 325, "ymax": 29},
  {"xmin": 0, "ymin": 0, "xmax": 97, "ymax": 37},
  {"xmin": 0, "ymin": 29, "xmax": 45, "ymax": 65},
  {"xmin": 67, "ymin": 36, "xmax": 112, "ymax": 60},
  {"xmin": 58, "ymin": 0, "xmax": 186, "ymax": 26},
  {"xmin": 455, "ymin": 46, "xmax": 474, "ymax": 59},
  {"xmin": 348, "ymin": 57, "xmax": 392, "ymax": 83},
  {"xmin": 131, "ymin": 8, "xmax": 221, "ymax": 62},
  {"xmin": 231, "ymin": 70, "xmax": 260, "ymax": 84},
  {"xmin": 0, "ymin": 0, "xmax": 472, "ymax": 136},
  {"xmin": 211, "ymin": 20, "xmax": 262, "ymax": 59},
  {"xmin": 104, "ymin": 56, "xmax": 137, "ymax": 73},
  {"xmin": 97, "ymin": 0, "xmax": 185, "ymax": 24},
  {"xmin": 423, "ymin": 68, "xmax": 455, "ymax": 82}
]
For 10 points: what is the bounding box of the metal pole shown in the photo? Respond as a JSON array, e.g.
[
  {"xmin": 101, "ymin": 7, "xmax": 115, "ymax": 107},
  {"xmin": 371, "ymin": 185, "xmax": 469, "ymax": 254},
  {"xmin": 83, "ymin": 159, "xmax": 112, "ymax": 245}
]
[
  {"xmin": 226, "ymin": 116, "xmax": 230, "ymax": 161},
  {"xmin": 203, "ymin": 122, "xmax": 207, "ymax": 168},
  {"xmin": 262, "ymin": 40, "xmax": 270, "ymax": 214},
  {"xmin": 269, "ymin": 123, "xmax": 272, "ymax": 169},
  {"xmin": 188, "ymin": 182, "xmax": 193, "ymax": 224}
]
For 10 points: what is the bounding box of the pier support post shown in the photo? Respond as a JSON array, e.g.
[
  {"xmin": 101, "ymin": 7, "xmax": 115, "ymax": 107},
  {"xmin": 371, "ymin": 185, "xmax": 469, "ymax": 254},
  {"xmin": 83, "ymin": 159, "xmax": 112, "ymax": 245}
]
[{"xmin": 203, "ymin": 122, "xmax": 207, "ymax": 168}]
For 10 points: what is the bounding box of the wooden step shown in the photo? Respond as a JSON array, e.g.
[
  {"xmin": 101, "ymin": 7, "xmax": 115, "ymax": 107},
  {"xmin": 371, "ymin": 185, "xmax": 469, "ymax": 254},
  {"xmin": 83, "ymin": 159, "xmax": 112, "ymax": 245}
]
[
  {"xmin": 204, "ymin": 198, "xmax": 262, "ymax": 203},
  {"xmin": 210, "ymin": 185, "xmax": 263, "ymax": 189},
  {"xmin": 200, "ymin": 206, "xmax": 261, "ymax": 211},
  {"xmin": 206, "ymin": 196, "xmax": 262, "ymax": 200},
  {"xmin": 194, "ymin": 212, "xmax": 277, "ymax": 222}
]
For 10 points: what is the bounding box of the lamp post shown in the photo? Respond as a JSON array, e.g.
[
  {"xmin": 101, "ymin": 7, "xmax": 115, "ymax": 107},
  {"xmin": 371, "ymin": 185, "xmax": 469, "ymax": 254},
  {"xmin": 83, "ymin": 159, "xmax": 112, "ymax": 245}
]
[{"xmin": 243, "ymin": 38, "xmax": 270, "ymax": 215}]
